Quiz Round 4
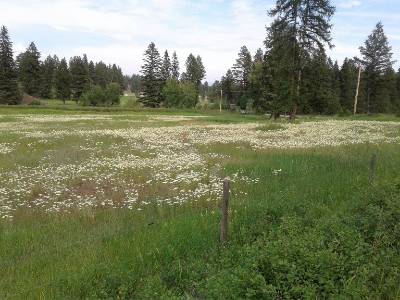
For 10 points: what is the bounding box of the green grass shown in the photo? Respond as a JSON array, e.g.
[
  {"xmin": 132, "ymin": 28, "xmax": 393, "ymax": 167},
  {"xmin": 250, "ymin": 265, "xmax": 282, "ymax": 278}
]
[{"xmin": 0, "ymin": 109, "xmax": 399, "ymax": 299}]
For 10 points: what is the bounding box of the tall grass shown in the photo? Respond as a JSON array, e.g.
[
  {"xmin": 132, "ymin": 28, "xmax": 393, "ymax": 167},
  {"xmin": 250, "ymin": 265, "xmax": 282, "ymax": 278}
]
[{"xmin": 1, "ymin": 142, "xmax": 399, "ymax": 299}]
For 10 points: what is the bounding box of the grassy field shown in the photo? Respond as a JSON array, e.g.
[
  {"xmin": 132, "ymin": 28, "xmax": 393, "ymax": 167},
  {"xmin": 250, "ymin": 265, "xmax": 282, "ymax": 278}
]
[{"xmin": 1, "ymin": 107, "xmax": 400, "ymax": 299}]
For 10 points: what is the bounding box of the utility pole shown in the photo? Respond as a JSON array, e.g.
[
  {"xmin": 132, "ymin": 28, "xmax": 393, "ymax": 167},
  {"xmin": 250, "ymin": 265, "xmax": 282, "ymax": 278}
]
[{"xmin": 354, "ymin": 65, "xmax": 362, "ymax": 116}]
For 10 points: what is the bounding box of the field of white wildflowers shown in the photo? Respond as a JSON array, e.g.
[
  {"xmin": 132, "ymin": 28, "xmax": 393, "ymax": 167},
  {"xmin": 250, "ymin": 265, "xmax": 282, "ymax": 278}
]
[{"xmin": 1, "ymin": 113, "xmax": 399, "ymax": 221}]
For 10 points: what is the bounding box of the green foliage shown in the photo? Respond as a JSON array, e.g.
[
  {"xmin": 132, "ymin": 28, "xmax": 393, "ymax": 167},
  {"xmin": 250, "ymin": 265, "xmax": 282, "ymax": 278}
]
[
  {"xmin": 80, "ymin": 85, "xmax": 105, "ymax": 106},
  {"xmin": 80, "ymin": 83, "xmax": 121, "ymax": 107},
  {"xmin": 163, "ymin": 79, "xmax": 198, "ymax": 108},
  {"xmin": 171, "ymin": 51, "xmax": 180, "ymax": 80},
  {"xmin": 105, "ymin": 82, "xmax": 121, "ymax": 106},
  {"xmin": 55, "ymin": 58, "xmax": 71, "ymax": 102},
  {"xmin": 181, "ymin": 54, "xmax": 206, "ymax": 93},
  {"xmin": 268, "ymin": 0, "xmax": 336, "ymax": 114},
  {"xmin": 340, "ymin": 58, "xmax": 358, "ymax": 111},
  {"xmin": 0, "ymin": 25, "xmax": 21, "ymax": 104},
  {"xmin": 360, "ymin": 22, "xmax": 395, "ymax": 113},
  {"xmin": 161, "ymin": 50, "xmax": 171, "ymax": 81},
  {"xmin": 39, "ymin": 55, "xmax": 58, "ymax": 99},
  {"xmin": 69, "ymin": 56, "xmax": 89, "ymax": 99},
  {"xmin": 233, "ymin": 46, "xmax": 253, "ymax": 94},
  {"xmin": 16, "ymin": 42, "xmax": 41, "ymax": 96},
  {"xmin": 140, "ymin": 42, "xmax": 163, "ymax": 107}
]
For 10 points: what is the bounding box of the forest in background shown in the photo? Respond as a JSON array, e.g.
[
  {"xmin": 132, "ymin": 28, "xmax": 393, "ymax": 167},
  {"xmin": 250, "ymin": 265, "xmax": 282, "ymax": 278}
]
[{"xmin": 1, "ymin": 0, "xmax": 400, "ymax": 115}]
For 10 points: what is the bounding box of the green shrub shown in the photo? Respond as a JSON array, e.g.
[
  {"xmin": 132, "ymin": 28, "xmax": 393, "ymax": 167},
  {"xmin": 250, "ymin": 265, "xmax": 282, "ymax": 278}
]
[
  {"xmin": 80, "ymin": 85, "xmax": 106, "ymax": 106},
  {"xmin": 105, "ymin": 83, "xmax": 121, "ymax": 106},
  {"xmin": 163, "ymin": 79, "xmax": 198, "ymax": 108},
  {"xmin": 80, "ymin": 83, "xmax": 121, "ymax": 106}
]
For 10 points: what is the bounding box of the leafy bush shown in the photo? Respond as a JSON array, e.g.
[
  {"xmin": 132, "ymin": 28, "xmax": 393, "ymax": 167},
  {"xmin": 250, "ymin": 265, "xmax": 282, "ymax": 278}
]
[
  {"xmin": 80, "ymin": 85, "xmax": 106, "ymax": 106},
  {"xmin": 163, "ymin": 79, "xmax": 198, "ymax": 108},
  {"xmin": 80, "ymin": 83, "xmax": 121, "ymax": 106},
  {"xmin": 105, "ymin": 83, "xmax": 121, "ymax": 106}
]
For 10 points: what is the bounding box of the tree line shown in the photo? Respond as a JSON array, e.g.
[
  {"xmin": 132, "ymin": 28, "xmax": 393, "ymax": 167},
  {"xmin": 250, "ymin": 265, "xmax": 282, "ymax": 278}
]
[
  {"xmin": 124, "ymin": 42, "xmax": 206, "ymax": 108},
  {"xmin": 1, "ymin": 0, "xmax": 400, "ymax": 114},
  {"xmin": 0, "ymin": 25, "xmax": 124, "ymax": 105},
  {"xmin": 208, "ymin": 0, "xmax": 400, "ymax": 116}
]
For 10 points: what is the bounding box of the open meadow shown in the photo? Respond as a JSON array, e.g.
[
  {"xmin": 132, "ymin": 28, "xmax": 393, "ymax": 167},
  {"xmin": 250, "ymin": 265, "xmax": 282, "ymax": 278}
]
[{"xmin": 1, "ymin": 107, "xmax": 400, "ymax": 299}]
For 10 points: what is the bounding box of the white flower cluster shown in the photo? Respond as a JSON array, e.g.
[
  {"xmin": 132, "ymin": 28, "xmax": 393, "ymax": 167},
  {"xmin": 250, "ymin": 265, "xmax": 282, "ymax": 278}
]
[
  {"xmin": 0, "ymin": 115, "xmax": 399, "ymax": 221},
  {"xmin": 0, "ymin": 143, "xmax": 15, "ymax": 154}
]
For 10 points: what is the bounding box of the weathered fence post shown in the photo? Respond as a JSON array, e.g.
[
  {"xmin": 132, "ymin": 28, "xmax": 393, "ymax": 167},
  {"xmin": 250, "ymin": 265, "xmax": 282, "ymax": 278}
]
[
  {"xmin": 220, "ymin": 178, "xmax": 230, "ymax": 244},
  {"xmin": 369, "ymin": 153, "xmax": 377, "ymax": 184}
]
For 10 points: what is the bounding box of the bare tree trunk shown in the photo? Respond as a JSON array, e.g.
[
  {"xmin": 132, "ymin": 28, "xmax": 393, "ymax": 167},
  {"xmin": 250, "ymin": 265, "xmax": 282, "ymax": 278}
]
[{"xmin": 354, "ymin": 66, "xmax": 361, "ymax": 115}]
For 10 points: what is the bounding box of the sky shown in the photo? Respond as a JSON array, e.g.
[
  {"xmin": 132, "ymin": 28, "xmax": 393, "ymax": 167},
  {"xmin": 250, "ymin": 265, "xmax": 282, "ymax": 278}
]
[{"xmin": 0, "ymin": 0, "xmax": 399, "ymax": 82}]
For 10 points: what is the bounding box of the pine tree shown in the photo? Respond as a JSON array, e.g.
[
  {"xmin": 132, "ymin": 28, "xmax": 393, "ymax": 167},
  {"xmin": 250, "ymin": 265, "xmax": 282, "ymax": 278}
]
[
  {"xmin": 110, "ymin": 64, "xmax": 124, "ymax": 91},
  {"xmin": 221, "ymin": 69, "xmax": 235, "ymax": 104},
  {"xmin": 232, "ymin": 46, "xmax": 252, "ymax": 94},
  {"xmin": 94, "ymin": 61, "xmax": 109, "ymax": 88},
  {"xmin": 301, "ymin": 51, "xmax": 340, "ymax": 114},
  {"xmin": 55, "ymin": 58, "xmax": 71, "ymax": 103},
  {"xmin": 69, "ymin": 56, "xmax": 89, "ymax": 99},
  {"xmin": 140, "ymin": 42, "xmax": 163, "ymax": 107},
  {"xmin": 182, "ymin": 54, "xmax": 206, "ymax": 93},
  {"xmin": 339, "ymin": 58, "xmax": 358, "ymax": 112},
  {"xmin": 171, "ymin": 51, "xmax": 180, "ymax": 80},
  {"xmin": 360, "ymin": 22, "xmax": 395, "ymax": 113},
  {"xmin": 254, "ymin": 48, "xmax": 264, "ymax": 64},
  {"xmin": 88, "ymin": 61, "xmax": 96, "ymax": 86},
  {"xmin": 0, "ymin": 26, "xmax": 20, "ymax": 104},
  {"xmin": 16, "ymin": 42, "xmax": 41, "ymax": 96},
  {"xmin": 39, "ymin": 55, "xmax": 56, "ymax": 99},
  {"xmin": 264, "ymin": 20, "xmax": 295, "ymax": 117},
  {"xmin": 161, "ymin": 50, "xmax": 172, "ymax": 81},
  {"xmin": 269, "ymin": 0, "xmax": 335, "ymax": 115}
]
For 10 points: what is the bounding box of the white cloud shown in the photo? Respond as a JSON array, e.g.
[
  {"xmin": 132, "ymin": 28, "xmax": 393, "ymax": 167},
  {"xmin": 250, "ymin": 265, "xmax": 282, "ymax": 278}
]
[
  {"xmin": 1, "ymin": 0, "xmax": 399, "ymax": 80},
  {"xmin": 0, "ymin": 0, "xmax": 271, "ymax": 81},
  {"xmin": 338, "ymin": 0, "xmax": 362, "ymax": 9}
]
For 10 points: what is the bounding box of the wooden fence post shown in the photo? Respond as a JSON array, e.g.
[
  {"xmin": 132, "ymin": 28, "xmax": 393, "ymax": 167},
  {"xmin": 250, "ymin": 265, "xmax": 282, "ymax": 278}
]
[
  {"xmin": 369, "ymin": 154, "xmax": 377, "ymax": 184},
  {"xmin": 220, "ymin": 178, "xmax": 230, "ymax": 244}
]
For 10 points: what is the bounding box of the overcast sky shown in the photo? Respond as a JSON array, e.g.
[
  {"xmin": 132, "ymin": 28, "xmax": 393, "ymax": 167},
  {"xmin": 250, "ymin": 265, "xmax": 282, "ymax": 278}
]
[{"xmin": 1, "ymin": 0, "xmax": 399, "ymax": 82}]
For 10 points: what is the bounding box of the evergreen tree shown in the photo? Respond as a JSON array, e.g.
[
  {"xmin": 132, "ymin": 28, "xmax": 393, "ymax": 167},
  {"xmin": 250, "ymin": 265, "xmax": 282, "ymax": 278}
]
[
  {"xmin": 55, "ymin": 58, "xmax": 71, "ymax": 103},
  {"xmin": 69, "ymin": 56, "xmax": 89, "ymax": 99},
  {"xmin": 182, "ymin": 54, "xmax": 206, "ymax": 93},
  {"xmin": 171, "ymin": 51, "xmax": 180, "ymax": 80},
  {"xmin": 221, "ymin": 69, "xmax": 235, "ymax": 104},
  {"xmin": 94, "ymin": 61, "xmax": 109, "ymax": 88},
  {"xmin": 110, "ymin": 64, "xmax": 124, "ymax": 91},
  {"xmin": 140, "ymin": 42, "xmax": 163, "ymax": 107},
  {"xmin": 264, "ymin": 20, "xmax": 296, "ymax": 117},
  {"xmin": 39, "ymin": 55, "xmax": 56, "ymax": 99},
  {"xmin": 339, "ymin": 58, "xmax": 358, "ymax": 112},
  {"xmin": 360, "ymin": 22, "xmax": 395, "ymax": 113},
  {"xmin": 302, "ymin": 54, "xmax": 340, "ymax": 114},
  {"xmin": 249, "ymin": 54, "xmax": 271, "ymax": 113},
  {"xmin": 161, "ymin": 50, "xmax": 172, "ymax": 81},
  {"xmin": 16, "ymin": 42, "xmax": 41, "ymax": 96},
  {"xmin": 254, "ymin": 48, "xmax": 264, "ymax": 64},
  {"xmin": 88, "ymin": 61, "xmax": 96, "ymax": 86},
  {"xmin": 0, "ymin": 25, "xmax": 20, "ymax": 104},
  {"xmin": 232, "ymin": 46, "xmax": 252, "ymax": 94},
  {"xmin": 269, "ymin": 0, "xmax": 335, "ymax": 115}
]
